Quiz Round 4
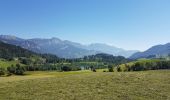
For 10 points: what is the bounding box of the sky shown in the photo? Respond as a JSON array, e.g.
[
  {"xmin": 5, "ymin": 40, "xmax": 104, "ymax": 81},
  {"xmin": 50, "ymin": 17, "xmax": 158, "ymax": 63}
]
[{"xmin": 0, "ymin": 0, "xmax": 170, "ymax": 51}]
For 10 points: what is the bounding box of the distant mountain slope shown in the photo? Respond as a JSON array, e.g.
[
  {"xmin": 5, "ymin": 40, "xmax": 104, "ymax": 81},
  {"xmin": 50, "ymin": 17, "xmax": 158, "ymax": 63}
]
[
  {"xmin": 0, "ymin": 35, "xmax": 98, "ymax": 58},
  {"xmin": 0, "ymin": 41, "xmax": 38, "ymax": 59},
  {"xmin": 27, "ymin": 38, "xmax": 98, "ymax": 58},
  {"xmin": 130, "ymin": 43, "xmax": 170, "ymax": 59},
  {"xmin": 0, "ymin": 35, "xmax": 41, "ymax": 53},
  {"xmin": 0, "ymin": 35, "xmax": 138, "ymax": 58},
  {"xmin": 86, "ymin": 43, "xmax": 138, "ymax": 58}
]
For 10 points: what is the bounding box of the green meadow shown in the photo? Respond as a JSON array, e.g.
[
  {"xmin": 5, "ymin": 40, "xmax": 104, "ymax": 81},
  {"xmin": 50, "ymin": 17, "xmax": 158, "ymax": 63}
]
[
  {"xmin": 0, "ymin": 70, "xmax": 169, "ymax": 100},
  {"xmin": 0, "ymin": 59, "xmax": 22, "ymax": 68}
]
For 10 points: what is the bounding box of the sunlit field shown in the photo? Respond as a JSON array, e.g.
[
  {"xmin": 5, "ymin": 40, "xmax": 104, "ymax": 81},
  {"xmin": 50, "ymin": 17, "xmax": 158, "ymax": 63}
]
[{"xmin": 0, "ymin": 70, "xmax": 170, "ymax": 100}]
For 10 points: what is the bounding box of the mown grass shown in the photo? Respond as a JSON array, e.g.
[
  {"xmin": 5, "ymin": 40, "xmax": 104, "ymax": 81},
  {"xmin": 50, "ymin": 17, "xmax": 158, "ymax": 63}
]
[{"xmin": 0, "ymin": 70, "xmax": 170, "ymax": 100}]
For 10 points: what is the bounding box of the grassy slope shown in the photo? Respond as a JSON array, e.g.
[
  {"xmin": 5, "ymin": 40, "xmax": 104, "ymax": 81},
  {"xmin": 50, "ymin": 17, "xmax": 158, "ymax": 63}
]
[
  {"xmin": 0, "ymin": 59, "xmax": 18, "ymax": 68},
  {"xmin": 0, "ymin": 70, "xmax": 170, "ymax": 100},
  {"xmin": 0, "ymin": 59, "xmax": 25, "ymax": 68}
]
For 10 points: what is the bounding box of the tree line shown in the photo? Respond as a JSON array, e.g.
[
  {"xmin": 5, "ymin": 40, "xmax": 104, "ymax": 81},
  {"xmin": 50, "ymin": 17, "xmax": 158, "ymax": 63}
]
[
  {"xmin": 0, "ymin": 64, "xmax": 25, "ymax": 76},
  {"xmin": 117, "ymin": 59, "xmax": 170, "ymax": 72}
]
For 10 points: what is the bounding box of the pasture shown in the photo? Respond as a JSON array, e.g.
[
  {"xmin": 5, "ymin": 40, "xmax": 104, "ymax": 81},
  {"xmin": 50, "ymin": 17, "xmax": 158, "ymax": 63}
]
[{"xmin": 0, "ymin": 70, "xmax": 170, "ymax": 100}]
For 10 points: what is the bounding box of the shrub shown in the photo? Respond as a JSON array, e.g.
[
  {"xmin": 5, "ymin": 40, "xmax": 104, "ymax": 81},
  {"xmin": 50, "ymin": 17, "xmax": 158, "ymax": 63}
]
[
  {"xmin": 117, "ymin": 66, "xmax": 121, "ymax": 72},
  {"xmin": 15, "ymin": 64, "xmax": 25, "ymax": 75},
  {"xmin": 108, "ymin": 65, "xmax": 114, "ymax": 72},
  {"xmin": 109, "ymin": 68, "xmax": 114, "ymax": 72},
  {"xmin": 7, "ymin": 64, "xmax": 25, "ymax": 75},
  {"xmin": 0, "ymin": 68, "xmax": 5, "ymax": 76},
  {"xmin": 61, "ymin": 66, "xmax": 71, "ymax": 71},
  {"xmin": 92, "ymin": 68, "xmax": 96, "ymax": 72},
  {"xmin": 119, "ymin": 59, "xmax": 170, "ymax": 72},
  {"xmin": 7, "ymin": 64, "xmax": 15, "ymax": 74},
  {"xmin": 131, "ymin": 62, "xmax": 144, "ymax": 71},
  {"xmin": 103, "ymin": 70, "xmax": 106, "ymax": 72},
  {"xmin": 89, "ymin": 65, "xmax": 96, "ymax": 72}
]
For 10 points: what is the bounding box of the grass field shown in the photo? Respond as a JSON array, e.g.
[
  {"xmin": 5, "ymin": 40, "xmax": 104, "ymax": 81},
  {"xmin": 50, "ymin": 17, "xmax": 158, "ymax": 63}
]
[
  {"xmin": 0, "ymin": 59, "xmax": 25, "ymax": 68},
  {"xmin": 0, "ymin": 70, "xmax": 170, "ymax": 100}
]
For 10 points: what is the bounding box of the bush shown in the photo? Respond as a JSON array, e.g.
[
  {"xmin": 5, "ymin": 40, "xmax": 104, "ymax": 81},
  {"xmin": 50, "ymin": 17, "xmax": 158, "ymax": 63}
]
[
  {"xmin": 15, "ymin": 64, "xmax": 25, "ymax": 75},
  {"xmin": 7, "ymin": 64, "xmax": 15, "ymax": 74},
  {"xmin": 108, "ymin": 65, "xmax": 114, "ymax": 72},
  {"xmin": 131, "ymin": 62, "xmax": 144, "ymax": 71},
  {"xmin": 92, "ymin": 68, "xmax": 96, "ymax": 72},
  {"xmin": 103, "ymin": 70, "xmax": 106, "ymax": 72},
  {"xmin": 117, "ymin": 66, "xmax": 121, "ymax": 72},
  {"xmin": 119, "ymin": 59, "xmax": 170, "ymax": 72},
  {"xmin": 61, "ymin": 66, "xmax": 71, "ymax": 71},
  {"xmin": 7, "ymin": 64, "xmax": 25, "ymax": 75},
  {"xmin": 6, "ymin": 72, "xmax": 12, "ymax": 76},
  {"xmin": 109, "ymin": 68, "xmax": 114, "ymax": 72},
  {"xmin": 0, "ymin": 68, "xmax": 5, "ymax": 76}
]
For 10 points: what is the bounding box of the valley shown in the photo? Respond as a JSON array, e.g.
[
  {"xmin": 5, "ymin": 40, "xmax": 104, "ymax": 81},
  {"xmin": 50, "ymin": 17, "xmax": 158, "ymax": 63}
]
[{"xmin": 0, "ymin": 0, "xmax": 170, "ymax": 100}]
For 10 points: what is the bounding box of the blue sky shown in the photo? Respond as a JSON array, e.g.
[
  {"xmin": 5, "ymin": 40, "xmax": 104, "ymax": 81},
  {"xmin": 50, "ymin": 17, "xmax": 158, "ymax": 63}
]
[{"xmin": 0, "ymin": 0, "xmax": 170, "ymax": 51}]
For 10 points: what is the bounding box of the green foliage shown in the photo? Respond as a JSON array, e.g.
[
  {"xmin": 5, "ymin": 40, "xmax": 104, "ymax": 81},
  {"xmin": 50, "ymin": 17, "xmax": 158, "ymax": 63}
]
[
  {"xmin": 7, "ymin": 64, "xmax": 25, "ymax": 75},
  {"xmin": 61, "ymin": 66, "xmax": 72, "ymax": 71},
  {"xmin": 117, "ymin": 66, "xmax": 122, "ymax": 72},
  {"xmin": 20, "ymin": 58, "xmax": 32, "ymax": 65},
  {"xmin": 84, "ymin": 53, "xmax": 128, "ymax": 65},
  {"xmin": 131, "ymin": 62, "xmax": 145, "ymax": 71},
  {"xmin": 119, "ymin": 59, "xmax": 170, "ymax": 72},
  {"xmin": 108, "ymin": 65, "xmax": 114, "ymax": 72},
  {"xmin": 0, "ymin": 67, "xmax": 5, "ymax": 76},
  {"xmin": 15, "ymin": 64, "xmax": 25, "ymax": 75},
  {"xmin": 92, "ymin": 69, "xmax": 96, "ymax": 72},
  {"xmin": 0, "ymin": 41, "xmax": 38, "ymax": 60},
  {"xmin": 89, "ymin": 65, "xmax": 96, "ymax": 72},
  {"xmin": 103, "ymin": 70, "xmax": 107, "ymax": 72},
  {"xmin": 0, "ymin": 59, "xmax": 22, "ymax": 68}
]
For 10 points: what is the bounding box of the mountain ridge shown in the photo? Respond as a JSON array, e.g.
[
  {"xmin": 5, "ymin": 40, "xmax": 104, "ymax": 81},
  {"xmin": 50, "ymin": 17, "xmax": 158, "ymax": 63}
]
[
  {"xmin": 130, "ymin": 43, "xmax": 170, "ymax": 59},
  {"xmin": 0, "ymin": 35, "xmax": 138, "ymax": 58}
]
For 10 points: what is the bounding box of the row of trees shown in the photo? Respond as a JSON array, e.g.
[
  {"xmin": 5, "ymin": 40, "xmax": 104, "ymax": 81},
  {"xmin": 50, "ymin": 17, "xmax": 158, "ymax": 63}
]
[
  {"xmin": 0, "ymin": 64, "xmax": 25, "ymax": 76},
  {"xmin": 83, "ymin": 53, "xmax": 128, "ymax": 64},
  {"xmin": 117, "ymin": 60, "xmax": 170, "ymax": 72},
  {"xmin": 25, "ymin": 64, "xmax": 81, "ymax": 72},
  {"xmin": 0, "ymin": 62, "xmax": 116, "ymax": 76}
]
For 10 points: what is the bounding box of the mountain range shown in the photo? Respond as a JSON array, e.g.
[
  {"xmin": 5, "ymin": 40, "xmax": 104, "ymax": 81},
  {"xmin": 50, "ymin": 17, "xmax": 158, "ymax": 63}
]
[
  {"xmin": 0, "ymin": 35, "xmax": 138, "ymax": 58},
  {"xmin": 130, "ymin": 43, "xmax": 170, "ymax": 59}
]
